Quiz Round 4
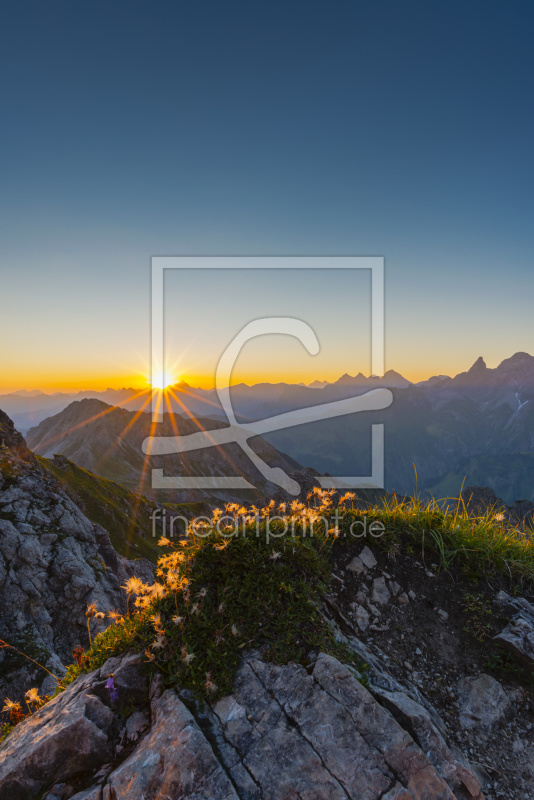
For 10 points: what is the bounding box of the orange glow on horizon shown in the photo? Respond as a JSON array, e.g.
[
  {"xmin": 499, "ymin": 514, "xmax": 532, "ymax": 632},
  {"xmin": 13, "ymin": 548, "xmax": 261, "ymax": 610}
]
[{"xmin": 0, "ymin": 361, "xmax": 471, "ymax": 395}]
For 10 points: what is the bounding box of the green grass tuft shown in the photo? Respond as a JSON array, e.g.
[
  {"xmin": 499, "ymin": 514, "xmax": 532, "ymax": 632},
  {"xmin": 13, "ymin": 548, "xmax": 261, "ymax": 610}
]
[{"xmin": 336, "ymin": 493, "xmax": 534, "ymax": 582}]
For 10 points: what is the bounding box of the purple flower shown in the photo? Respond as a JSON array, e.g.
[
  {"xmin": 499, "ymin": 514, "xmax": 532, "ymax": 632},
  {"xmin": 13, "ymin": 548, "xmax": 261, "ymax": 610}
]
[{"xmin": 105, "ymin": 676, "xmax": 119, "ymax": 704}]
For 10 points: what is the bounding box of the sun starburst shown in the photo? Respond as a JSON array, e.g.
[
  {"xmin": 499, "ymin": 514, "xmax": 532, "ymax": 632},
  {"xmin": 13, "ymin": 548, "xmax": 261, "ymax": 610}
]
[{"xmin": 149, "ymin": 369, "xmax": 178, "ymax": 391}]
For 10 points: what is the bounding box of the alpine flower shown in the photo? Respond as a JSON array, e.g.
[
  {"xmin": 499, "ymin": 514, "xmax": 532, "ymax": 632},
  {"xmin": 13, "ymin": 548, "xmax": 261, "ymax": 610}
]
[{"xmin": 105, "ymin": 676, "xmax": 119, "ymax": 704}]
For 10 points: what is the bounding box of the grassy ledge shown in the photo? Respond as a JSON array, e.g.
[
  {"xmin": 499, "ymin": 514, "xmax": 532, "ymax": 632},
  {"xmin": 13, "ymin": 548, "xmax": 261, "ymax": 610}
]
[
  {"xmin": 3, "ymin": 491, "xmax": 534, "ymax": 740},
  {"xmin": 345, "ymin": 493, "xmax": 534, "ymax": 581},
  {"xmin": 63, "ymin": 492, "xmax": 534, "ymax": 693}
]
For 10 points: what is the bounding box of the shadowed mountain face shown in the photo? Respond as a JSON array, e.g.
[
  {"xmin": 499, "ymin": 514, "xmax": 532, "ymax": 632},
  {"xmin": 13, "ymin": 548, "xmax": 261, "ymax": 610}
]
[
  {"xmin": 263, "ymin": 353, "xmax": 534, "ymax": 502},
  {"xmin": 25, "ymin": 399, "xmax": 304, "ymax": 505},
  {"xmin": 20, "ymin": 352, "xmax": 534, "ymax": 503}
]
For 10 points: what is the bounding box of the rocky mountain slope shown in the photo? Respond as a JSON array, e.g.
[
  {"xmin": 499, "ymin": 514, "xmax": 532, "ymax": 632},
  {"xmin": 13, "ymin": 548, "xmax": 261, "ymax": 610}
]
[
  {"xmin": 0, "ymin": 649, "xmax": 486, "ymax": 800},
  {"xmin": 0, "ymin": 410, "xmax": 154, "ymax": 703},
  {"xmin": 25, "ymin": 398, "xmax": 306, "ymax": 504},
  {"xmin": 3, "ymin": 539, "xmax": 534, "ymax": 799},
  {"xmin": 34, "ymin": 453, "xmax": 205, "ymax": 562}
]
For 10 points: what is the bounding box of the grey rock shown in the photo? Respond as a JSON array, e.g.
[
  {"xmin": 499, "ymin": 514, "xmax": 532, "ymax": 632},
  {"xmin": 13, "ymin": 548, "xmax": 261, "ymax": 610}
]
[
  {"xmin": 97, "ymin": 652, "xmax": 148, "ymax": 706},
  {"xmin": 359, "ymin": 544, "xmax": 378, "ymax": 569},
  {"xmin": 0, "ymin": 665, "xmax": 116, "ymax": 798},
  {"xmin": 70, "ymin": 789, "xmax": 102, "ymax": 800},
  {"xmin": 0, "ymin": 650, "xmax": 486, "ymax": 800},
  {"xmin": 352, "ymin": 603, "xmax": 370, "ymax": 631},
  {"xmin": 374, "ymin": 687, "xmax": 483, "ymax": 799},
  {"xmin": 43, "ymin": 785, "xmax": 74, "ymax": 800},
  {"xmin": 494, "ymin": 592, "xmax": 534, "ymax": 666},
  {"xmin": 347, "ymin": 555, "xmax": 365, "ymax": 574},
  {"xmin": 494, "ymin": 615, "xmax": 534, "ymax": 663},
  {"xmin": 117, "ymin": 556, "xmax": 155, "ymax": 589},
  {"xmin": 103, "ymin": 689, "xmax": 239, "ymax": 800},
  {"xmin": 457, "ymin": 674, "xmax": 511, "ymax": 731},
  {"xmin": 124, "ymin": 711, "xmax": 148, "ymax": 741},
  {"xmin": 211, "ymin": 653, "xmax": 455, "ymax": 799},
  {"xmin": 372, "ymin": 576, "xmax": 391, "ymax": 605},
  {"xmin": 381, "ymin": 786, "xmax": 414, "ymax": 799}
]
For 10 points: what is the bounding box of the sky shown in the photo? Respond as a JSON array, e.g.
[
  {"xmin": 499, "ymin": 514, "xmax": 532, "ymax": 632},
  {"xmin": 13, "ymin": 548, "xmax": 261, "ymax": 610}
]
[{"xmin": 1, "ymin": 1, "xmax": 533, "ymax": 392}]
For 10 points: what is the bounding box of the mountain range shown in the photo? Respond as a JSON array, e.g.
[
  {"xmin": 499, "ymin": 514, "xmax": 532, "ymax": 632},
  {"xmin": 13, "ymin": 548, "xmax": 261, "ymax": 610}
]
[
  {"xmin": 261, "ymin": 351, "xmax": 534, "ymax": 503},
  {"xmin": 14, "ymin": 352, "xmax": 534, "ymax": 503},
  {"xmin": 0, "ymin": 369, "xmax": 414, "ymax": 432},
  {"xmin": 25, "ymin": 398, "xmax": 305, "ymax": 505}
]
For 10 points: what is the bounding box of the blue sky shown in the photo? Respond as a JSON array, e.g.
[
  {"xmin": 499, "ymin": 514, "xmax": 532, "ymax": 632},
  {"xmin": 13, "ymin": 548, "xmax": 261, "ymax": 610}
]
[{"xmin": 1, "ymin": 1, "xmax": 533, "ymax": 390}]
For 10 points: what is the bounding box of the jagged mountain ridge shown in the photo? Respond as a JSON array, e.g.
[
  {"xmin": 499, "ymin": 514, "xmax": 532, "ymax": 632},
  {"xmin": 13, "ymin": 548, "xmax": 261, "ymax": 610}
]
[
  {"xmin": 3, "ymin": 351, "xmax": 533, "ymax": 429},
  {"xmin": 264, "ymin": 353, "xmax": 534, "ymax": 502}
]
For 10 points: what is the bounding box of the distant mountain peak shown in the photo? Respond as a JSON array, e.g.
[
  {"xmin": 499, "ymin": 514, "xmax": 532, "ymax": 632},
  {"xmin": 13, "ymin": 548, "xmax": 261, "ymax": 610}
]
[
  {"xmin": 383, "ymin": 369, "xmax": 407, "ymax": 380},
  {"xmin": 336, "ymin": 373, "xmax": 356, "ymax": 385},
  {"xmin": 498, "ymin": 352, "xmax": 534, "ymax": 369},
  {"xmin": 76, "ymin": 397, "xmax": 111, "ymax": 409},
  {"xmin": 469, "ymin": 356, "xmax": 487, "ymax": 372}
]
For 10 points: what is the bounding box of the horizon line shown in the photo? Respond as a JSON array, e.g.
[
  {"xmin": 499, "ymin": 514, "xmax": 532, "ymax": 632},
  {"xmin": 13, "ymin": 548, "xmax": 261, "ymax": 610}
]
[{"xmin": 1, "ymin": 350, "xmax": 532, "ymax": 396}]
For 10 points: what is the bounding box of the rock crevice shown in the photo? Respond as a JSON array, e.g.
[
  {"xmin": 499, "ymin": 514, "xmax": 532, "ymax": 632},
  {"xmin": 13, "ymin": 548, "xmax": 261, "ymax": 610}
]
[{"xmin": 0, "ymin": 650, "xmax": 487, "ymax": 800}]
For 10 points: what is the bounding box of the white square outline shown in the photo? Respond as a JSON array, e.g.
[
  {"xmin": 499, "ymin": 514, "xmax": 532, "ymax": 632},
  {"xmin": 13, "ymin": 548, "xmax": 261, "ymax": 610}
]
[{"xmin": 150, "ymin": 256, "xmax": 386, "ymax": 489}]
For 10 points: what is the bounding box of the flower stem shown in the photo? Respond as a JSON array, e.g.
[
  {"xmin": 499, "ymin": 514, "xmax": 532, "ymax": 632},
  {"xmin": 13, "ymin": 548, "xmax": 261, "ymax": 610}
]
[{"xmin": 0, "ymin": 638, "xmax": 58, "ymax": 681}]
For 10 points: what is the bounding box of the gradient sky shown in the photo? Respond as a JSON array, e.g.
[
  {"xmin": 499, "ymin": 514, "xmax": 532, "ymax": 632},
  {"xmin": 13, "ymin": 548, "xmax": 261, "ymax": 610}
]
[{"xmin": 1, "ymin": 1, "xmax": 533, "ymax": 392}]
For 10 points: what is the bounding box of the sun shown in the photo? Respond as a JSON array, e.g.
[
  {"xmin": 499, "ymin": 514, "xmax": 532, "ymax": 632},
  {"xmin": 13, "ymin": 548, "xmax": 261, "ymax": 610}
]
[{"xmin": 150, "ymin": 369, "xmax": 178, "ymax": 391}]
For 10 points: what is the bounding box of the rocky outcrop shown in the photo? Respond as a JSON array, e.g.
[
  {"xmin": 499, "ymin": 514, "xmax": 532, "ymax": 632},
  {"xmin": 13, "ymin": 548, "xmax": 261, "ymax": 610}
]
[
  {"xmin": 0, "ymin": 410, "xmax": 29, "ymax": 457},
  {"xmin": 0, "ymin": 650, "xmax": 485, "ymax": 800},
  {"xmin": 457, "ymin": 675, "xmax": 511, "ymax": 732},
  {"xmin": 0, "ymin": 411, "xmax": 153, "ymax": 702},
  {"xmin": 324, "ymin": 542, "xmax": 534, "ymax": 798},
  {"xmin": 493, "ymin": 590, "xmax": 534, "ymax": 666},
  {"xmin": 0, "ymin": 652, "xmax": 146, "ymax": 799}
]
